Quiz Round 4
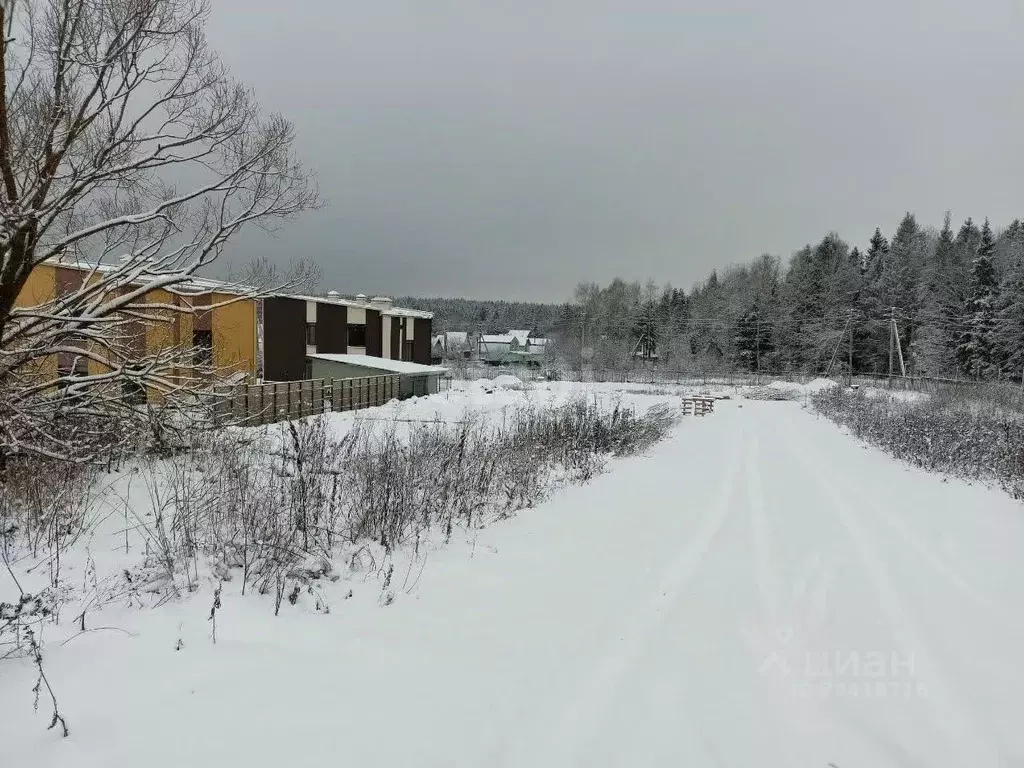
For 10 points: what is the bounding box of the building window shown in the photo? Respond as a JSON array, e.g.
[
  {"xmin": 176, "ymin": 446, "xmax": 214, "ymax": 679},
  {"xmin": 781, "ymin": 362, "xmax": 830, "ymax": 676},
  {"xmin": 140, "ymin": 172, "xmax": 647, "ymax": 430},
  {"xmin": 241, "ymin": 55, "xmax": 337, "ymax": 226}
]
[
  {"xmin": 347, "ymin": 323, "xmax": 366, "ymax": 347},
  {"xmin": 404, "ymin": 340, "xmax": 414, "ymax": 361},
  {"xmin": 193, "ymin": 329, "xmax": 213, "ymax": 366},
  {"xmin": 306, "ymin": 322, "xmax": 316, "ymax": 346}
]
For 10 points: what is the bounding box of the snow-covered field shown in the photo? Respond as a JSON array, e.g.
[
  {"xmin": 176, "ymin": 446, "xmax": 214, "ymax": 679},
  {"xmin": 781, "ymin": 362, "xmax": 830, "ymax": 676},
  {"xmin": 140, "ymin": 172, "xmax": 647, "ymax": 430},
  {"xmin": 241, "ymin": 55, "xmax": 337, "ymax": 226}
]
[{"xmin": 4, "ymin": 382, "xmax": 1024, "ymax": 766}]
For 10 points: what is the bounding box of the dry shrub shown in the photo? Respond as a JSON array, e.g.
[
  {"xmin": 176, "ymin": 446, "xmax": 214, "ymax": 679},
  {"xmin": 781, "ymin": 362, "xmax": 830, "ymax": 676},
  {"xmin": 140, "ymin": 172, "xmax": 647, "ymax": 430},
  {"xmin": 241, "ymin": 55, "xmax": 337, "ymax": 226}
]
[
  {"xmin": 128, "ymin": 397, "xmax": 677, "ymax": 596},
  {"xmin": 812, "ymin": 387, "xmax": 1024, "ymax": 498}
]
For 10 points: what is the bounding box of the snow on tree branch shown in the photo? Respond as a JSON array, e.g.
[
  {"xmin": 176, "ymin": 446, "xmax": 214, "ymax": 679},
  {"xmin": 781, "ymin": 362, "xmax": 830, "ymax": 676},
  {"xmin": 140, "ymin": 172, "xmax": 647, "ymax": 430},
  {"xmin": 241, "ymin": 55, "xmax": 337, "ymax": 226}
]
[{"xmin": 0, "ymin": 0, "xmax": 320, "ymax": 463}]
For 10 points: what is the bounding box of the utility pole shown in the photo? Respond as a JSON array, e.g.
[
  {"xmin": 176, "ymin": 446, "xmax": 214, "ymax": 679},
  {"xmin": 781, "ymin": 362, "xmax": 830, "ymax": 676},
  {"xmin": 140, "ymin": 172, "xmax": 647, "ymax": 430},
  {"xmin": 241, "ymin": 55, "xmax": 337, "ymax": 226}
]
[
  {"xmin": 755, "ymin": 315, "xmax": 761, "ymax": 385},
  {"xmin": 580, "ymin": 308, "xmax": 586, "ymax": 378},
  {"xmin": 825, "ymin": 316, "xmax": 851, "ymax": 378},
  {"xmin": 894, "ymin": 323, "xmax": 907, "ymax": 377},
  {"xmin": 847, "ymin": 310, "xmax": 854, "ymax": 387},
  {"xmin": 888, "ymin": 306, "xmax": 895, "ymax": 383},
  {"xmin": 890, "ymin": 308, "xmax": 907, "ymax": 378}
]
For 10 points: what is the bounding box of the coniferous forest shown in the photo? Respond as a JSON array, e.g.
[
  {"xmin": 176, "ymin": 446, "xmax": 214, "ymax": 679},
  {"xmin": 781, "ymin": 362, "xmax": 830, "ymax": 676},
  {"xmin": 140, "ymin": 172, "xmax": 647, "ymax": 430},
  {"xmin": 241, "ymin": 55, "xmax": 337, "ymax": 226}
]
[{"xmin": 415, "ymin": 212, "xmax": 1024, "ymax": 379}]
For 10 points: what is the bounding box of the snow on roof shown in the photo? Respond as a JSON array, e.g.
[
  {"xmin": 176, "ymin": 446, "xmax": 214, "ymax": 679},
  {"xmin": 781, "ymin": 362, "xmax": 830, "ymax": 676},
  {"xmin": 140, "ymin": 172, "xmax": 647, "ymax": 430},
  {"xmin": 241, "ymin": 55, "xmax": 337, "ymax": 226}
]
[
  {"xmin": 43, "ymin": 258, "xmax": 256, "ymax": 297},
  {"xmin": 481, "ymin": 330, "xmax": 533, "ymax": 345},
  {"xmin": 282, "ymin": 293, "xmax": 432, "ymax": 319},
  {"xmin": 386, "ymin": 306, "xmax": 433, "ymax": 319},
  {"xmin": 308, "ymin": 353, "xmax": 448, "ymax": 375}
]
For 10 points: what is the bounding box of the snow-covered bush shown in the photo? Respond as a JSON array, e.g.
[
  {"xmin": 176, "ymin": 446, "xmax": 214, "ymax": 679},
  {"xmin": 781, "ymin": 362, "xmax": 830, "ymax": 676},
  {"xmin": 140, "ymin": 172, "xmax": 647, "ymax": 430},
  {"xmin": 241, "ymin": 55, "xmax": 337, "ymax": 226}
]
[
  {"xmin": 119, "ymin": 396, "xmax": 678, "ymax": 597},
  {"xmin": 812, "ymin": 387, "xmax": 1024, "ymax": 498}
]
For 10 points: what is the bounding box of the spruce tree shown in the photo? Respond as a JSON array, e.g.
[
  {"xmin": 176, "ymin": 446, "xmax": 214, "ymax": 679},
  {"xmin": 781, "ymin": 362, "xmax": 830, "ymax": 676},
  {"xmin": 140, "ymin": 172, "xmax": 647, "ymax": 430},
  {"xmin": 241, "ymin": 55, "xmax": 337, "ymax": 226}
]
[
  {"xmin": 914, "ymin": 212, "xmax": 957, "ymax": 374},
  {"xmin": 860, "ymin": 227, "xmax": 892, "ymax": 372},
  {"xmin": 956, "ymin": 219, "xmax": 1000, "ymax": 378},
  {"xmin": 732, "ymin": 305, "xmax": 773, "ymax": 372},
  {"xmin": 866, "ymin": 228, "xmax": 890, "ymax": 280},
  {"xmin": 996, "ymin": 256, "xmax": 1024, "ymax": 378}
]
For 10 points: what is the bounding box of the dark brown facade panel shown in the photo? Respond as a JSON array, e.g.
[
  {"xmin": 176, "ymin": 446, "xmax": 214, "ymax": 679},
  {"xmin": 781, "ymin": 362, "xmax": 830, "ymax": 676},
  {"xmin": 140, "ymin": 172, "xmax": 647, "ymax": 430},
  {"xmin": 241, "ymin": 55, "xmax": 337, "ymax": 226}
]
[
  {"xmin": 413, "ymin": 318, "xmax": 432, "ymax": 365},
  {"xmin": 316, "ymin": 302, "xmax": 348, "ymax": 354},
  {"xmin": 263, "ymin": 297, "xmax": 307, "ymax": 381},
  {"xmin": 366, "ymin": 308, "xmax": 383, "ymax": 357},
  {"xmin": 390, "ymin": 318, "xmax": 401, "ymax": 361},
  {"xmin": 55, "ymin": 266, "xmax": 87, "ymax": 297}
]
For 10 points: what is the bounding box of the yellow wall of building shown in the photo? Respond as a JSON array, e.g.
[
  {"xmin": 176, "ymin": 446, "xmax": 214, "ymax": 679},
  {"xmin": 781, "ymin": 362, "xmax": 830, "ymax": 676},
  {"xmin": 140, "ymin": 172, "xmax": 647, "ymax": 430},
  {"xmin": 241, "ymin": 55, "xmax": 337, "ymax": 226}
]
[
  {"xmin": 177, "ymin": 306, "xmax": 195, "ymax": 384},
  {"xmin": 211, "ymin": 294, "xmax": 257, "ymax": 379},
  {"xmin": 13, "ymin": 264, "xmax": 58, "ymax": 383},
  {"xmin": 143, "ymin": 288, "xmax": 186, "ymax": 401},
  {"xmin": 145, "ymin": 288, "xmax": 182, "ymax": 355},
  {"xmin": 14, "ymin": 263, "xmax": 57, "ymax": 307},
  {"xmin": 14, "ymin": 264, "xmax": 257, "ymax": 394}
]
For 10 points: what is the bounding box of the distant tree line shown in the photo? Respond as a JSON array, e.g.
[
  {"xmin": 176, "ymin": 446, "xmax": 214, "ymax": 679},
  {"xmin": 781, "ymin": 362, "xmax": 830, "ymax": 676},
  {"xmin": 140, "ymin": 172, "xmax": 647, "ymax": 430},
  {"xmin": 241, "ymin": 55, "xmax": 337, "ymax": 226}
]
[
  {"xmin": 405, "ymin": 212, "xmax": 1024, "ymax": 379},
  {"xmin": 553, "ymin": 212, "xmax": 1024, "ymax": 379},
  {"xmin": 395, "ymin": 296, "xmax": 567, "ymax": 336}
]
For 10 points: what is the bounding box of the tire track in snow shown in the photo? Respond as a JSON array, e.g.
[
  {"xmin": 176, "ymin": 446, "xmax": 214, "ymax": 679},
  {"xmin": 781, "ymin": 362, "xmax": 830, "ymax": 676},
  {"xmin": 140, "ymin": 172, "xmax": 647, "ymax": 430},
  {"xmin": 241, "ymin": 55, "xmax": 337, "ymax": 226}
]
[
  {"xmin": 746, "ymin": 429, "xmax": 783, "ymax": 618},
  {"xmin": 498, "ymin": 416, "xmax": 748, "ymax": 768},
  {"xmin": 783, "ymin": 425, "xmax": 1004, "ymax": 767},
  {"xmin": 824, "ymin": 466, "xmax": 1024, "ymax": 646}
]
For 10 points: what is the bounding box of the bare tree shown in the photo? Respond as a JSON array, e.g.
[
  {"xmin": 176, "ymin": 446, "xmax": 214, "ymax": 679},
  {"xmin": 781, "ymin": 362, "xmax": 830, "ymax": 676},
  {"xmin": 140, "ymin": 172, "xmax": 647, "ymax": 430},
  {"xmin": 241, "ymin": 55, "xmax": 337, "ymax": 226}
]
[{"xmin": 0, "ymin": 0, "xmax": 320, "ymax": 463}]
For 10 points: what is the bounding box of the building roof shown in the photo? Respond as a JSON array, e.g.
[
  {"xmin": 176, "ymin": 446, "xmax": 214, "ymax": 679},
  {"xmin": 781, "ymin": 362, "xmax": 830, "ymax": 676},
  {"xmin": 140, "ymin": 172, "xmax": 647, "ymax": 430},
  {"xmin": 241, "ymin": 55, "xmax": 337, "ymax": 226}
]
[
  {"xmin": 481, "ymin": 330, "xmax": 534, "ymax": 345},
  {"xmin": 307, "ymin": 353, "xmax": 448, "ymax": 375},
  {"xmin": 281, "ymin": 293, "xmax": 433, "ymax": 320},
  {"xmin": 43, "ymin": 258, "xmax": 258, "ymax": 298},
  {"xmin": 386, "ymin": 307, "xmax": 433, "ymax": 319}
]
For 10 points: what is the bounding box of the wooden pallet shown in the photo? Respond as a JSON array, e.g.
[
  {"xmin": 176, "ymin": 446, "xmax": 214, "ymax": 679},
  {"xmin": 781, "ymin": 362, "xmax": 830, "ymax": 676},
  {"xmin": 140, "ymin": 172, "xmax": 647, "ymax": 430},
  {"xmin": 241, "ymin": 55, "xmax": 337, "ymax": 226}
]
[{"xmin": 680, "ymin": 396, "xmax": 715, "ymax": 416}]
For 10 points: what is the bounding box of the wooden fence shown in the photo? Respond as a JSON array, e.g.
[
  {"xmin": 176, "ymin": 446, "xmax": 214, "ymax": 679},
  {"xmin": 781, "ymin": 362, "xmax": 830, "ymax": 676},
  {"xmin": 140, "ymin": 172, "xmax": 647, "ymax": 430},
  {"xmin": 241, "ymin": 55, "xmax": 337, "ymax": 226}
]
[
  {"xmin": 212, "ymin": 375, "xmax": 401, "ymax": 426},
  {"xmin": 849, "ymin": 373, "xmax": 981, "ymax": 392}
]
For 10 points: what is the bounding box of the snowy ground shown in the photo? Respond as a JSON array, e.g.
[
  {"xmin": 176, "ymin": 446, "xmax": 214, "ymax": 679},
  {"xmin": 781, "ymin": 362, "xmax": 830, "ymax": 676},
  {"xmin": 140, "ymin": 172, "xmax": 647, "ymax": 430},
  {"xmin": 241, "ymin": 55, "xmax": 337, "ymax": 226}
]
[{"xmin": 4, "ymin": 387, "xmax": 1024, "ymax": 766}]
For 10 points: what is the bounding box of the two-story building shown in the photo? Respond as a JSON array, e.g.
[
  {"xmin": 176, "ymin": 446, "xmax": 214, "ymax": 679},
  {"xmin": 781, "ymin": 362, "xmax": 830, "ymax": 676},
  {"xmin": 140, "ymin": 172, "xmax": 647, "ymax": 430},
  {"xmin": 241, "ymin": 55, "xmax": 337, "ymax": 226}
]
[
  {"xmin": 260, "ymin": 292, "xmax": 433, "ymax": 381},
  {"xmin": 13, "ymin": 263, "xmax": 435, "ymax": 398},
  {"xmin": 13, "ymin": 261, "xmax": 259, "ymax": 400}
]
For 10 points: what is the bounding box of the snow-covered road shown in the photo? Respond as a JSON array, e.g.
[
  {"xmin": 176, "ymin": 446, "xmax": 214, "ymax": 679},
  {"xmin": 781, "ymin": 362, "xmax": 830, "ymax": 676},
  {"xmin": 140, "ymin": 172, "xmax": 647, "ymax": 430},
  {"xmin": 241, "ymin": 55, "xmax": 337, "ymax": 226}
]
[{"xmin": 5, "ymin": 399, "xmax": 1024, "ymax": 767}]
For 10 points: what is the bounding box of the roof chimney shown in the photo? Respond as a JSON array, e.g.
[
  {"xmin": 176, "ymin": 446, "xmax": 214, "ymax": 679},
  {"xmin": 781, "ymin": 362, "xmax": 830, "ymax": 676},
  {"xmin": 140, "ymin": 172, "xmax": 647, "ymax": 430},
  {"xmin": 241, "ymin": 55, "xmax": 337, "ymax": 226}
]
[
  {"xmin": 326, "ymin": 290, "xmax": 340, "ymax": 299},
  {"xmin": 371, "ymin": 296, "xmax": 393, "ymax": 311},
  {"xmin": 355, "ymin": 293, "xmax": 368, "ymax": 304}
]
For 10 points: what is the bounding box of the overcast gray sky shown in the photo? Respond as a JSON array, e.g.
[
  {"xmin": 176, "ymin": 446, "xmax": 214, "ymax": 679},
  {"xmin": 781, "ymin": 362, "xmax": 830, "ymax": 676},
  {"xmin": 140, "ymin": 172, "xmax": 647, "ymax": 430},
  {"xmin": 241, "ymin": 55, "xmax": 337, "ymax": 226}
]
[{"xmin": 208, "ymin": 0, "xmax": 1024, "ymax": 302}]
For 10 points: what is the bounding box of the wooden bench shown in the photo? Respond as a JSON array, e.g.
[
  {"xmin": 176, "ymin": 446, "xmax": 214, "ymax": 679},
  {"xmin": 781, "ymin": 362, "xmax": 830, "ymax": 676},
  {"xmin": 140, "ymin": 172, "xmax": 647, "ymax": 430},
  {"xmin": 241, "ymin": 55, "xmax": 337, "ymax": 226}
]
[{"xmin": 680, "ymin": 396, "xmax": 715, "ymax": 416}]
